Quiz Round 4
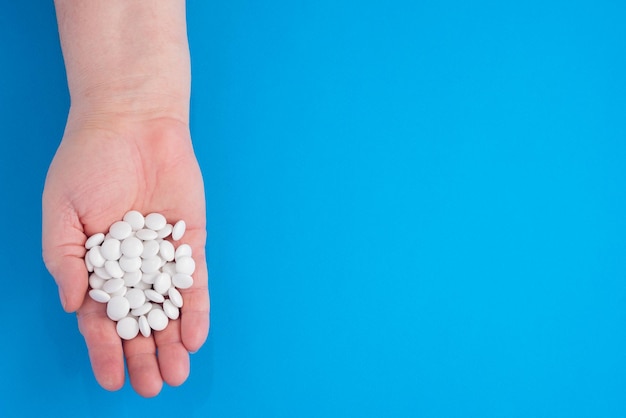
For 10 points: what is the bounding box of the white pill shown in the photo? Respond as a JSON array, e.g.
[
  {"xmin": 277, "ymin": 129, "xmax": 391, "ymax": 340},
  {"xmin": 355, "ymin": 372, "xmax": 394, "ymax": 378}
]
[
  {"xmin": 168, "ymin": 287, "xmax": 183, "ymax": 308},
  {"xmin": 133, "ymin": 280, "xmax": 151, "ymax": 290},
  {"xmin": 141, "ymin": 256, "xmax": 161, "ymax": 274},
  {"xmin": 171, "ymin": 220, "xmax": 186, "ymax": 241},
  {"xmin": 138, "ymin": 315, "xmax": 151, "ymax": 337},
  {"xmin": 88, "ymin": 246, "xmax": 106, "ymax": 268},
  {"xmin": 123, "ymin": 210, "xmax": 145, "ymax": 231},
  {"xmin": 88, "ymin": 273, "xmax": 105, "ymax": 290},
  {"xmin": 141, "ymin": 240, "xmax": 160, "ymax": 258},
  {"xmin": 162, "ymin": 262, "xmax": 177, "ymax": 276},
  {"xmin": 145, "ymin": 213, "xmax": 167, "ymax": 231},
  {"xmin": 119, "ymin": 256, "xmax": 142, "ymax": 272},
  {"xmin": 107, "ymin": 296, "xmax": 130, "ymax": 321},
  {"xmin": 136, "ymin": 229, "xmax": 158, "ymax": 241},
  {"xmin": 85, "ymin": 233, "xmax": 105, "ymax": 250},
  {"xmin": 175, "ymin": 244, "xmax": 192, "ymax": 260},
  {"xmin": 159, "ymin": 240, "xmax": 175, "ymax": 262},
  {"xmin": 145, "ymin": 289, "xmax": 165, "ymax": 303},
  {"xmin": 120, "ymin": 236, "xmax": 143, "ymax": 258},
  {"xmin": 125, "ymin": 288, "xmax": 146, "ymax": 309},
  {"xmin": 131, "ymin": 302, "xmax": 152, "ymax": 316},
  {"xmin": 175, "ymin": 256, "xmax": 196, "ymax": 275},
  {"xmin": 103, "ymin": 277, "xmax": 125, "ymax": 294},
  {"xmin": 172, "ymin": 273, "xmax": 193, "ymax": 289},
  {"xmin": 147, "ymin": 309, "xmax": 169, "ymax": 331},
  {"xmin": 153, "ymin": 273, "xmax": 172, "ymax": 295},
  {"xmin": 85, "ymin": 255, "xmax": 94, "ymax": 272},
  {"xmin": 93, "ymin": 266, "xmax": 112, "ymax": 280},
  {"xmin": 157, "ymin": 224, "xmax": 173, "ymax": 239},
  {"xmin": 141, "ymin": 272, "xmax": 158, "ymax": 285},
  {"xmin": 109, "ymin": 221, "xmax": 132, "ymax": 240},
  {"xmin": 89, "ymin": 289, "xmax": 110, "ymax": 303},
  {"xmin": 163, "ymin": 300, "xmax": 180, "ymax": 320},
  {"xmin": 123, "ymin": 270, "xmax": 142, "ymax": 287},
  {"xmin": 100, "ymin": 239, "xmax": 122, "ymax": 261},
  {"xmin": 116, "ymin": 317, "xmax": 139, "ymax": 340},
  {"xmin": 104, "ymin": 260, "xmax": 124, "ymax": 278},
  {"xmin": 109, "ymin": 286, "xmax": 127, "ymax": 297}
]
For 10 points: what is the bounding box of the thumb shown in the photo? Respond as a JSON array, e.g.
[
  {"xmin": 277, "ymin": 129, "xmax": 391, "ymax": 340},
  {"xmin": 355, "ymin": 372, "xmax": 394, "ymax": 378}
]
[{"xmin": 42, "ymin": 195, "xmax": 88, "ymax": 313}]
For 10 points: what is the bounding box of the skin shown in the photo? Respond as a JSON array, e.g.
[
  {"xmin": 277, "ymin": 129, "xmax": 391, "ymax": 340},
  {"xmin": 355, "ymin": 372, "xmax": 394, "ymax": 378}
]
[{"xmin": 42, "ymin": 0, "xmax": 209, "ymax": 397}]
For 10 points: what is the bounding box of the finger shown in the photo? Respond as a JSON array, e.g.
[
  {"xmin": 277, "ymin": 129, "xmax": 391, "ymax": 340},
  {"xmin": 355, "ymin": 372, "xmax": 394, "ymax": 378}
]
[
  {"xmin": 42, "ymin": 194, "xmax": 88, "ymax": 312},
  {"xmin": 154, "ymin": 319, "xmax": 190, "ymax": 386},
  {"xmin": 77, "ymin": 297, "xmax": 125, "ymax": 391},
  {"xmin": 179, "ymin": 227, "xmax": 210, "ymax": 352},
  {"xmin": 123, "ymin": 334, "xmax": 163, "ymax": 397}
]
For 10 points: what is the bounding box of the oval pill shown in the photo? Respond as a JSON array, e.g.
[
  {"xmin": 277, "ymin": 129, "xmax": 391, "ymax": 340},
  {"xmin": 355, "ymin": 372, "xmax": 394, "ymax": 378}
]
[
  {"xmin": 147, "ymin": 308, "xmax": 169, "ymax": 331},
  {"xmin": 85, "ymin": 233, "xmax": 105, "ymax": 250},
  {"xmin": 159, "ymin": 241, "xmax": 175, "ymax": 262},
  {"xmin": 145, "ymin": 213, "xmax": 167, "ymax": 231},
  {"xmin": 172, "ymin": 273, "xmax": 193, "ymax": 289},
  {"xmin": 93, "ymin": 266, "xmax": 112, "ymax": 280},
  {"xmin": 171, "ymin": 220, "xmax": 186, "ymax": 241},
  {"xmin": 138, "ymin": 315, "xmax": 151, "ymax": 337},
  {"xmin": 157, "ymin": 224, "xmax": 173, "ymax": 239},
  {"xmin": 116, "ymin": 317, "xmax": 139, "ymax": 340},
  {"xmin": 136, "ymin": 229, "xmax": 158, "ymax": 241},
  {"xmin": 103, "ymin": 277, "xmax": 125, "ymax": 294},
  {"xmin": 88, "ymin": 246, "xmax": 106, "ymax": 268},
  {"xmin": 163, "ymin": 300, "xmax": 180, "ymax": 320},
  {"xmin": 104, "ymin": 260, "xmax": 124, "ymax": 278},
  {"xmin": 109, "ymin": 221, "xmax": 132, "ymax": 240},
  {"xmin": 89, "ymin": 289, "xmax": 110, "ymax": 303},
  {"xmin": 175, "ymin": 244, "xmax": 192, "ymax": 260},
  {"xmin": 131, "ymin": 302, "xmax": 152, "ymax": 317},
  {"xmin": 168, "ymin": 287, "xmax": 183, "ymax": 308},
  {"xmin": 145, "ymin": 289, "xmax": 165, "ymax": 303}
]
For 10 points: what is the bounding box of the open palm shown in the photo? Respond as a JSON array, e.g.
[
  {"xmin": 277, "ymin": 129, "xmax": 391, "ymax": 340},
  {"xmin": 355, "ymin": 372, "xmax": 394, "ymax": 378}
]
[{"xmin": 43, "ymin": 118, "xmax": 209, "ymax": 397}]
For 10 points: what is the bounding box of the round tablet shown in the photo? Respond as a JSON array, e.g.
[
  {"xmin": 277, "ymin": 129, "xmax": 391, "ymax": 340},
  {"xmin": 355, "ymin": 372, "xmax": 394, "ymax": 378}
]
[
  {"xmin": 88, "ymin": 273, "xmax": 105, "ymax": 290},
  {"xmin": 103, "ymin": 278, "xmax": 125, "ymax": 294},
  {"xmin": 171, "ymin": 220, "xmax": 186, "ymax": 241},
  {"xmin": 175, "ymin": 256, "xmax": 196, "ymax": 275},
  {"xmin": 104, "ymin": 260, "xmax": 124, "ymax": 278},
  {"xmin": 145, "ymin": 213, "xmax": 167, "ymax": 231},
  {"xmin": 107, "ymin": 296, "xmax": 130, "ymax": 321},
  {"xmin": 147, "ymin": 309, "xmax": 168, "ymax": 331},
  {"xmin": 109, "ymin": 221, "xmax": 132, "ymax": 240},
  {"xmin": 141, "ymin": 256, "xmax": 162, "ymax": 274},
  {"xmin": 116, "ymin": 317, "xmax": 139, "ymax": 340},
  {"xmin": 121, "ymin": 236, "xmax": 143, "ymax": 258},
  {"xmin": 123, "ymin": 210, "xmax": 145, "ymax": 231},
  {"xmin": 100, "ymin": 239, "xmax": 122, "ymax": 261},
  {"xmin": 93, "ymin": 266, "xmax": 112, "ymax": 280},
  {"xmin": 153, "ymin": 273, "xmax": 172, "ymax": 295},
  {"xmin": 123, "ymin": 270, "xmax": 142, "ymax": 287},
  {"xmin": 85, "ymin": 233, "xmax": 105, "ymax": 250},
  {"xmin": 125, "ymin": 288, "xmax": 146, "ymax": 309},
  {"xmin": 88, "ymin": 246, "xmax": 106, "ymax": 268}
]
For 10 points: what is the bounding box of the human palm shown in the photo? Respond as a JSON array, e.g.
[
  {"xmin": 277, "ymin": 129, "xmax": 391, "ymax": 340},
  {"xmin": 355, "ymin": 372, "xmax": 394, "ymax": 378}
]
[{"xmin": 43, "ymin": 118, "xmax": 209, "ymax": 397}]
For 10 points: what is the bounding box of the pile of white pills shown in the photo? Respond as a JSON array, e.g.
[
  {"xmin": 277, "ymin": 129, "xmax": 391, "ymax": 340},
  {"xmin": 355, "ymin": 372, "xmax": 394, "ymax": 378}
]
[{"xmin": 84, "ymin": 211, "xmax": 195, "ymax": 340}]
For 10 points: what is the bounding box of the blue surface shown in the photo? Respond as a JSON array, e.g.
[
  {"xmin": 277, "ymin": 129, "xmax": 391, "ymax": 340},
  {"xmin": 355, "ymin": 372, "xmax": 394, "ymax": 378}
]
[{"xmin": 2, "ymin": 0, "xmax": 626, "ymax": 416}]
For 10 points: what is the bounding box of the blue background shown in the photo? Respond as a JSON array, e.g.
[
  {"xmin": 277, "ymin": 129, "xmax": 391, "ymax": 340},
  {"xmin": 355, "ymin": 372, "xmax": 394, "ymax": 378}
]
[{"xmin": 1, "ymin": 0, "xmax": 626, "ymax": 416}]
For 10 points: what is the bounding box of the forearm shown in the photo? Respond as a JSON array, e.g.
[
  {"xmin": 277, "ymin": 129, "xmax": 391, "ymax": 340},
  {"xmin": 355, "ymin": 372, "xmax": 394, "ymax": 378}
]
[{"xmin": 54, "ymin": 0, "xmax": 190, "ymax": 123}]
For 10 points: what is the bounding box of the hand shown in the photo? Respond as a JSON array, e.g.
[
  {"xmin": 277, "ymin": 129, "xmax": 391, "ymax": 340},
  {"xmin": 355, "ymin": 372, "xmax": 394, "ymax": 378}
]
[{"xmin": 42, "ymin": 115, "xmax": 210, "ymax": 397}]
